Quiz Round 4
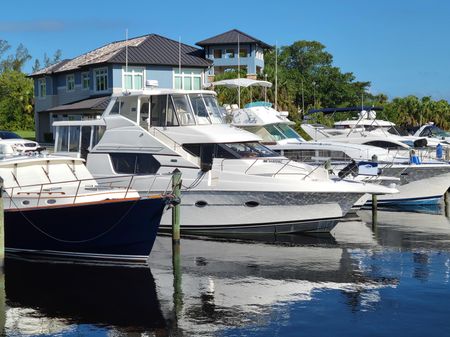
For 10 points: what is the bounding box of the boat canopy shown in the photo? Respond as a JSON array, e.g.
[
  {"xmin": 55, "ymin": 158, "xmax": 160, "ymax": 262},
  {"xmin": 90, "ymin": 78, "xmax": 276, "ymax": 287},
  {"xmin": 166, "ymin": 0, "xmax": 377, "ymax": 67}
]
[
  {"xmin": 210, "ymin": 78, "xmax": 272, "ymax": 88},
  {"xmin": 306, "ymin": 106, "xmax": 384, "ymax": 115}
]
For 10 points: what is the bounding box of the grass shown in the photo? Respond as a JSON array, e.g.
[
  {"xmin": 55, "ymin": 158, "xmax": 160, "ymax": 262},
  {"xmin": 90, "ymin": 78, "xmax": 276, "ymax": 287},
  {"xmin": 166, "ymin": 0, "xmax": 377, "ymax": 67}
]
[{"xmin": 13, "ymin": 130, "xmax": 36, "ymax": 141}]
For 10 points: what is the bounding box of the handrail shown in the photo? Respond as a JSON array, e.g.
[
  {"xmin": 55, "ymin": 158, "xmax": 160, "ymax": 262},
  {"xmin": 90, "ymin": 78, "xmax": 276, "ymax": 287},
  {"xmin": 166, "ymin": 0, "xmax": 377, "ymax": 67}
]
[{"xmin": 2, "ymin": 172, "xmax": 174, "ymax": 208}]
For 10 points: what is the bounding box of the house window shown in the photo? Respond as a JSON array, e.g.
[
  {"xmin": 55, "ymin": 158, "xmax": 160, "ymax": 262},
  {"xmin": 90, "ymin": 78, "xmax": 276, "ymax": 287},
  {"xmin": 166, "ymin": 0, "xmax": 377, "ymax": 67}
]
[
  {"xmin": 224, "ymin": 49, "xmax": 235, "ymax": 58},
  {"xmin": 213, "ymin": 49, "xmax": 222, "ymax": 58},
  {"xmin": 239, "ymin": 48, "xmax": 248, "ymax": 58},
  {"xmin": 94, "ymin": 68, "xmax": 108, "ymax": 92},
  {"xmin": 173, "ymin": 68, "xmax": 203, "ymax": 90},
  {"xmin": 82, "ymin": 72, "xmax": 90, "ymax": 90},
  {"xmin": 122, "ymin": 67, "xmax": 144, "ymax": 90},
  {"xmin": 38, "ymin": 78, "xmax": 46, "ymax": 98},
  {"xmin": 66, "ymin": 74, "xmax": 75, "ymax": 92}
]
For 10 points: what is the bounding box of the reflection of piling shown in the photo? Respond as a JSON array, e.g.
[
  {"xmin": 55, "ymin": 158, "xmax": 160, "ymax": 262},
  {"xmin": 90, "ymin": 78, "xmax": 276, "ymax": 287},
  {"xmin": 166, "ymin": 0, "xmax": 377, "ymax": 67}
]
[
  {"xmin": 0, "ymin": 177, "xmax": 4, "ymax": 268},
  {"xmin": 445, "ymin": 189, "xmax": 450, "ymax": 219},
  {"xmin": 171, "ymin": 169, "xmax": 183, "ymax": 328},
  {"xmin": 371, "ymin": 155, "xmax": 378, "ymax": 228}
]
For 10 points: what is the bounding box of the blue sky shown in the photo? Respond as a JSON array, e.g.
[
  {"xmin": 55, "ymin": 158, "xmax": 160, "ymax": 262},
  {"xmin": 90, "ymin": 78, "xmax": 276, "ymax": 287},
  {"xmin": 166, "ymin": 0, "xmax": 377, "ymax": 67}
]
[{"xmin": 1, "ymin": 0, "xmax": 449, "ymax": 100}]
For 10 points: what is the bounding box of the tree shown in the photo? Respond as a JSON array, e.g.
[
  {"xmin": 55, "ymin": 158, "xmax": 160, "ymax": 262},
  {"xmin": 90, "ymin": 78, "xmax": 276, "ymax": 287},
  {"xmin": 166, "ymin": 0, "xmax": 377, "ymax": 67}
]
[
  {"xmin": 0, "ymin": 70, "xmax": 34, "ymax": 130},
  {"xmin": 0, "ymin": 43, "xmax": 31, "ymax": 73}
]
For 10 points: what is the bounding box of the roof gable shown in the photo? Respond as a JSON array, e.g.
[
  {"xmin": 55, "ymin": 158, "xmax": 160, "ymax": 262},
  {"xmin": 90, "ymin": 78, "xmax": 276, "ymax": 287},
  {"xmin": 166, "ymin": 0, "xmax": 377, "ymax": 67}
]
[{"xmin": 196, "ymin": 29, "xmax": 272, "ymax": 49}]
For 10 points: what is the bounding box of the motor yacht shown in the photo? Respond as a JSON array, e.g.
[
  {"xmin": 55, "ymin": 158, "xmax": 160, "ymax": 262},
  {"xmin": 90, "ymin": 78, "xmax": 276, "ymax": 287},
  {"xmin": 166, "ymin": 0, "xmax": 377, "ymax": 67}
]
[
  {"xmin": 212, "ymin": 79, "xmax": 450, "ymax": 206},
  {"xmin": 0, "ymin": 142, "xmax": 170, "ymax": 261},
  {"xmin": 53, "ymin": 87, "xmax": 395, "ymax": 235}
]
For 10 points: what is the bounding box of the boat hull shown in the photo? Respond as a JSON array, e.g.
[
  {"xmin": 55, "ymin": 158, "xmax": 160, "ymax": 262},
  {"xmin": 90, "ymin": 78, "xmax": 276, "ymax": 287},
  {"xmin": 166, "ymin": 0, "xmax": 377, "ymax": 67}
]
[
  {"xmin": 158, "ymin": 190, "xmax": 364, "ymax": 234},
  {"xmin": 5, "ymin": 197, "xmax": 167, "ymax": 262}
]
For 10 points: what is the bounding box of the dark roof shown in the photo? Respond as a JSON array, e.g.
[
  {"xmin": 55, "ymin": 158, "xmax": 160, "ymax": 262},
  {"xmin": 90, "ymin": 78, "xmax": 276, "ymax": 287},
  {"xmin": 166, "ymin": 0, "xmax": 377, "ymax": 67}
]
[
  {"xmin": 106, "ymin": 34, "xmax": 211, "ymax": 67},
  {"xmin": 31, "ymin": 34, "xmax": 211, "ymax": 77},
  {"xmin": 196, "ymin": 29, "xmax": 272, "ymax": 49},
  {"xmin": 46, "ymin": 96, "xmax": 111, "ymax": 112}
]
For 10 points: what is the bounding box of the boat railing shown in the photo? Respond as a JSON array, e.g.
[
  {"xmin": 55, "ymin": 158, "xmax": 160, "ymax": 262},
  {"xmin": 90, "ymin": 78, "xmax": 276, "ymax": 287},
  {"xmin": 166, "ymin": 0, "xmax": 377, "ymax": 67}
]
[{"xmin": 3, "ymin": 173, "xmax": 173, "ymax": 208}]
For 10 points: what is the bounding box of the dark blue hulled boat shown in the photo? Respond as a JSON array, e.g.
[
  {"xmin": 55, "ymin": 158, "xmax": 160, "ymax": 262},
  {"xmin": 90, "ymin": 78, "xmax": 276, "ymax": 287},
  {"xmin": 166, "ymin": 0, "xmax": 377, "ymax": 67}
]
[{"xmin": 5, "ymin": 196, "xmax": 169, "ymax": 262}]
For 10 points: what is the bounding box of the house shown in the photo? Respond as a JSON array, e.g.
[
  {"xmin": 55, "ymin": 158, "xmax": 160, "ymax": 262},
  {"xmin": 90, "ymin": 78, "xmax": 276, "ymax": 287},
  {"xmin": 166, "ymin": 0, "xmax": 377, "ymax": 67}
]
[
  {"xmin": 196, "ymin": 29, "xmax": 272, "ymax": 82},
  {"xmin": 30, "ymin": 30, "xmax": 270, "ymax": 143}
]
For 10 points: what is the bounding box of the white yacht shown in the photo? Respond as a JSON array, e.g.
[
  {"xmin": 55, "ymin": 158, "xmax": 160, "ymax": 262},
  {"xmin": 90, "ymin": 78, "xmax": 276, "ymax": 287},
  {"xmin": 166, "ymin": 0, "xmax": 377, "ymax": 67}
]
[
  {"xmin": 0, "ymin": 142, "xmax": 170, "ymax": 261},
  {"xmin": 53, "ymin": 88, "xmax": 395, "ymax": 234},
  {"xmin": 212, "ymin": 80, "xmax": 450, "ymax": 206},
  {"xmin": 301, "ymin": 107, "xmax": 448, "ymax": 152}
]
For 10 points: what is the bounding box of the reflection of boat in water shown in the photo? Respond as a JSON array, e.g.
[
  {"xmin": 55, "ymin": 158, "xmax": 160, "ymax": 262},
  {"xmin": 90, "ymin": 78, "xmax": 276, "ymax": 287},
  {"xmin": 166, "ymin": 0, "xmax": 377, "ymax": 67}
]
[
  {"xmin": 149, "ymin": 235, "xmax": 397, "ymax": 335},
  {"xmin": 4, "ymin": 258, "xmax": 166, "ymax": 335},
  {"xmin": 357, "ymin": 209, "xmax": 450, "ymax": 249}
]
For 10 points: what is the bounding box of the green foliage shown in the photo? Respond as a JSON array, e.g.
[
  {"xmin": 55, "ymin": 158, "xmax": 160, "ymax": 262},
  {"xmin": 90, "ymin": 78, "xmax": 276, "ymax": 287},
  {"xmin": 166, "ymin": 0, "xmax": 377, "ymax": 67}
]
[
  {"xmin": 382, "ymin": 96, "xmax": 450, "ymax": 129},
  {"xmin": 0, "ymin": 70, "xmax": 34, "ymax": 130}
]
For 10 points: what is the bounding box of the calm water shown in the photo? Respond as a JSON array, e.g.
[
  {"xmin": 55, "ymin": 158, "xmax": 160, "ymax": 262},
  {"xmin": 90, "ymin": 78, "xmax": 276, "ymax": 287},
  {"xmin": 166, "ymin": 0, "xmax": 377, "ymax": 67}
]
[{"xmin": 2, "ymin": 206, "xmax": 450, "ymax": 337}]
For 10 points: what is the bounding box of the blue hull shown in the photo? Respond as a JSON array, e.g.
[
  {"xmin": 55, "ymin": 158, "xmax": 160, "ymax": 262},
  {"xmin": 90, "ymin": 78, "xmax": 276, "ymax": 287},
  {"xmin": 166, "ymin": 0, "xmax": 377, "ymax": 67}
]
[
  {"xmin": 5, "ymin": 197, "xmax": 167, "ymax": 262},
  {"xmin": 366, "ymin": 195, "xmax": 443, "ymax": 206}
]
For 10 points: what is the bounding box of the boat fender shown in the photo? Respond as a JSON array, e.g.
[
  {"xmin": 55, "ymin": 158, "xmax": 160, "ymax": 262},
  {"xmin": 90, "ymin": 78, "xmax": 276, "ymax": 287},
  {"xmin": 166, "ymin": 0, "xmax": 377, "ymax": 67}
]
[{"xmin": 338, "ymin": 160, "xmax": 358, "ymax": 179}]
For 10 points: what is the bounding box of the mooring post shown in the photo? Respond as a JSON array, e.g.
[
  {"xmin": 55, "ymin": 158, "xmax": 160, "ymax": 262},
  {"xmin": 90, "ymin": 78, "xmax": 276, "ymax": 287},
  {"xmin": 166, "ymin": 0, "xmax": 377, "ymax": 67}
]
[
  {"xmin": 371, "ymin": 155, "xmax": 378, "ymax": 228},
  {"xmin": 0, "ymin": 177, "xmax": 4, "ymax": 336},
  {"xmin": 0, "ymin": 177, "xmax": 4, "ymax": 269},
  {"xmin": 170, "ymin": 169, "xmax": 183, "ymax": 334},
  {"xmin": 372, "ymin": 194, "xmax": 378, "ymax": 228},
  {"xmin": 171, "ymin": 169, "xmax": 182, "ymax": 244}
]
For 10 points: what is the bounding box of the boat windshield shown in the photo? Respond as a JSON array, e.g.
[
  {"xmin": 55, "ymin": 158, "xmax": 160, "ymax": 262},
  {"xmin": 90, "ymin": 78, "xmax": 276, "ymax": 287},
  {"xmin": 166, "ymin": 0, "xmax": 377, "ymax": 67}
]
[
  {"xmin": 172, "ymin": 95, "xmax": 196, "ymax": 125},
  {"xmin": 183, "ymin": 142, "xmax": 280, "ymax": 159},
  {"xmin": 276, "ymin": 124, "xmax": 304, "ymax": 140},
  {"xmin": 428, "ymin": 126, "xmax": 450, "ymax": 138},
  {"xmin": 189, "ymin": 94, "xmax": 224, "ymax": 125},
  {"xmin": 221, "ymin": 142, "xmax": 279, "ymax": 158}
]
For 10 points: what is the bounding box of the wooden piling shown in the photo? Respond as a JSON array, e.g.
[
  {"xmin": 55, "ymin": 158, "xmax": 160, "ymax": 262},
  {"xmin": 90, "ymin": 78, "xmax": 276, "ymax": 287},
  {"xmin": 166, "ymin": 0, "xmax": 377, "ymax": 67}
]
[
  {"xmin": 372, "ymin": 194, "xmax": 378, "ymax": 228},
  {"xmin": 0, "ymin": 177, "xmax": 4, "ymax": 269},
  {"xmin": 171, "ymin": 169, "xmax": 182, "ymax": 244}
]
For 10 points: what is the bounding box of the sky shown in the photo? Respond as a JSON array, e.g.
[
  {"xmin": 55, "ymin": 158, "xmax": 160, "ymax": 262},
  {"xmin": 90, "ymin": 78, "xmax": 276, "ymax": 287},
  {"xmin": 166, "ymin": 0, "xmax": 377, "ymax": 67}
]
[{"xmin": 1, "ymin": 0, "xmax": 450, "ymax": 100}]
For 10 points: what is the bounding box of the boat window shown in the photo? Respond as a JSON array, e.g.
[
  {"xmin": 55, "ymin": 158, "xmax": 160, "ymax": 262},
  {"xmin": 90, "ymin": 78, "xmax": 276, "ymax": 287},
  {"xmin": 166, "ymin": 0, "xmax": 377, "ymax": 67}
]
[
  {"xmin": 263, "ymin": 124, "xmax": 287, "ymax": 141},
  {"xmin": 150, "ymin": 95, "xmax": 166, "ymax": 126},
  {"xmin": 166, "ymin": 97, "xmax": 179, "ymax": 126},
  {"xmin": 172, "ymin": 95, "xmax": 195, "ymax": 125},
  {"xmin": 56, "ymin": 126, "xmax": 69, "ymax": 151},
  {"xmin": 203, "ymin": 95, "xmax": 224, "ymax": 123},
  {"xmin": 189, "ymin": 94, "xmax": 211, "ymax": 125},
  {"xmin": 69, "ymin": 126, "xmax": 80, "ymax": 152},
  {"xmin": 364, "ymin": 140, "xmax": 405, "ymax": 150},
  {"xmin": 110, "ymin": 153, "xmax": 161, "ymax": 174},
  {"xmin": 282, "ymin": 149, "xmax": 351, "ymax": 162},
  {"xmin": 182, "ymin": 142, "xmax": 278, "ymax": 159},
  {"xmin": 115, "ymin": 96, "xmax": 138, "ymax": 122},
  {"xmin": 277, "ymin": 124, "xmax": 304, "ymax": 140},
  {"xmin": 221, "ymin": 142, "xmax": 279, "ymax": 158},
  {"xmin": 92, "ymin": 126, "xmax": 106, "ymax": 148}
]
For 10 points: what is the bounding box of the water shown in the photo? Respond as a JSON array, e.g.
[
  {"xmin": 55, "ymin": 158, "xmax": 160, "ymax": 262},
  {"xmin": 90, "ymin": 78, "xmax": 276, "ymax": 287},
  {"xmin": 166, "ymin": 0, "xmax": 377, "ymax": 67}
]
[{"xmin": 2, "ymin": 207, "xmax": 450, "ymax": 337}]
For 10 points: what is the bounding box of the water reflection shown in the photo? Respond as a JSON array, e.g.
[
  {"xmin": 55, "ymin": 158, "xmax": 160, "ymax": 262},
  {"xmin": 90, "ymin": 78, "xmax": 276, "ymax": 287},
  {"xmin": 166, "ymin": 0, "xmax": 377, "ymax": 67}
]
[
  {"xmin": 150, "ymin": 234, "xmax": 398, "ymax": 336},
  {"xmin": 2, "ymin": 206, "xmax": 450, "ymax": 337},
  {"xmin": 5, "ymin": 258, "xmax": 167, "ymax": 336}
]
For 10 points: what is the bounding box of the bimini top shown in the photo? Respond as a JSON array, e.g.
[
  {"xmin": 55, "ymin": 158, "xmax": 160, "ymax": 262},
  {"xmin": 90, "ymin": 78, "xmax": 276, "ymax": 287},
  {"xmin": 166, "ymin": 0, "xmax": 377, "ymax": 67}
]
[
  {"xmin": 306, "ymin": 106, "xmax": 384, "ymax": 115},
  {"xmin": 210, "ymin": 78, "xmax": 272, "ymax": 88}
]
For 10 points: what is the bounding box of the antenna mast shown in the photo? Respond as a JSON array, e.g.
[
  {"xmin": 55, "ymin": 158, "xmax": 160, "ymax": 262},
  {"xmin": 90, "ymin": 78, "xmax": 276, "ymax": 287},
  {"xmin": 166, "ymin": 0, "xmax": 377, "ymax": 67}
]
[
  {"xmin": 178, "ymin": 36, "xmax": 182, "ymax": 84},
  {"xmin": 125, "ymin": 29, "xmax": 129, "ymax": 74},
  {"xmin": 238, "ymin": 33, "xmax": 241, "ymax": 108},
  {"xmin": 275, "ymin": 41, "xmax": 278, "ymax": 111}
]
